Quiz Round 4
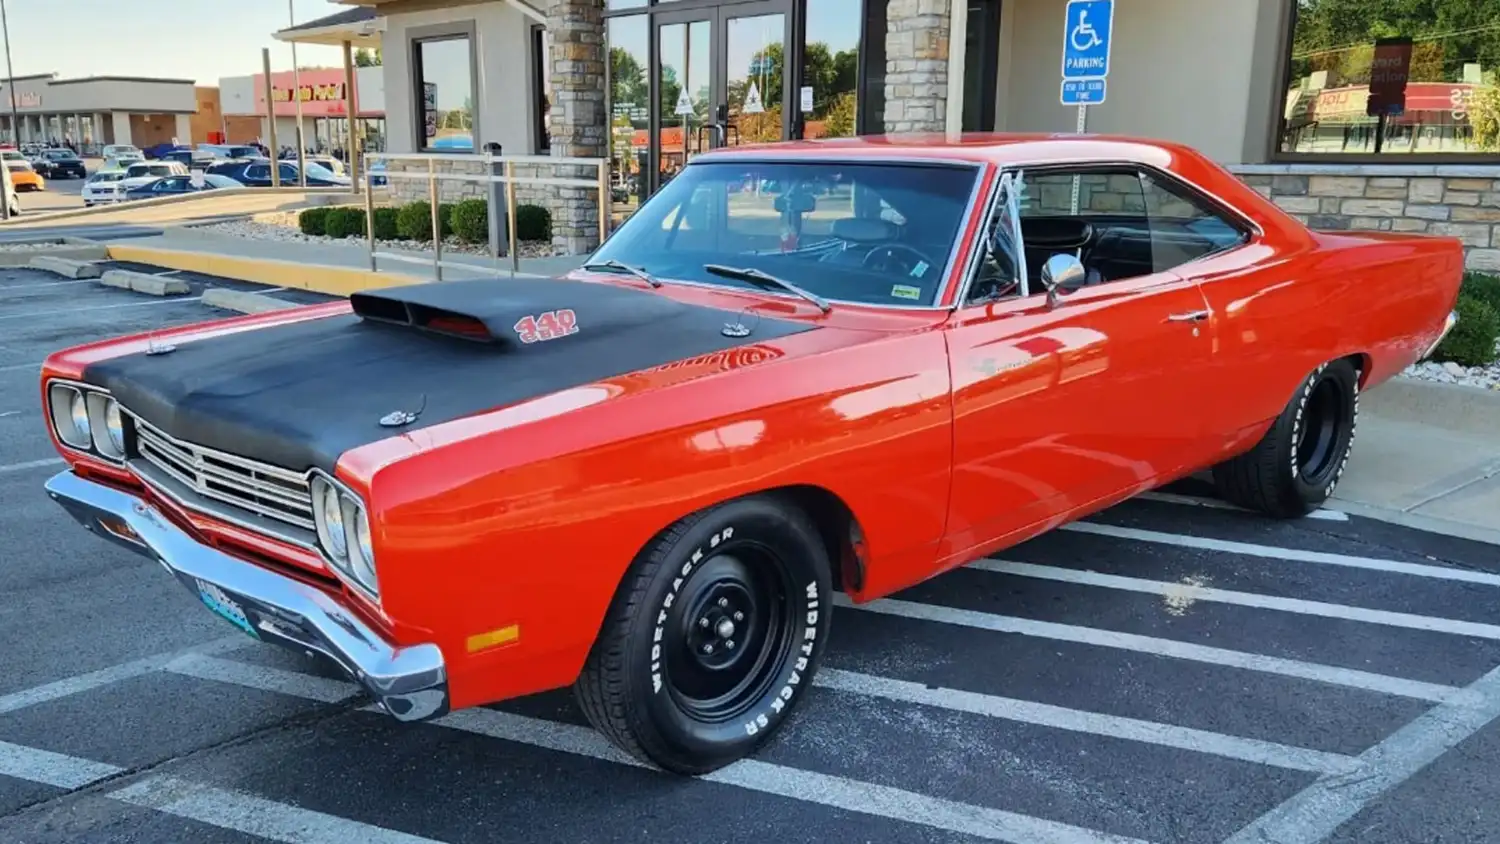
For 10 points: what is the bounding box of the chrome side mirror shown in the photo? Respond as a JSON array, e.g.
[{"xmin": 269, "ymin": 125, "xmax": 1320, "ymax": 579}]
[{"xmin": 1039, "ymin": 253, "xmax": 1087, "ymax": 308}]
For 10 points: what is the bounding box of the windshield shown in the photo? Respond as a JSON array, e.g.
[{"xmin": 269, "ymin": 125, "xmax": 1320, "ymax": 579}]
[
  {"xmin": 90, "ymin": 172, "xmax": 126, "ymax": 183},
  {"xmin": 588, "ymin": 160, "xmax": 979, "ymax": 307},
  {"xmin": 302, "ymin": 162, "xmax": 339, "ymax": 180}
]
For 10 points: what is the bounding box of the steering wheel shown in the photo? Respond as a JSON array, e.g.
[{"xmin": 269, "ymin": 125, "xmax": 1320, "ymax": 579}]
[{"xmin": 861, "ymin": 244, "xmax": 938, "ymax": 278}]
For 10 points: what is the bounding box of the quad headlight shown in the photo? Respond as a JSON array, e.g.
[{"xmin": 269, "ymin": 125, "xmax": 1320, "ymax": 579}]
[
  {"xmin": 311, "ymin": 473, "xmax": 379, "ymax": 597},
  {"xmin": 46, "ymin": 381, "xmax": 127, "ymax": 461}
]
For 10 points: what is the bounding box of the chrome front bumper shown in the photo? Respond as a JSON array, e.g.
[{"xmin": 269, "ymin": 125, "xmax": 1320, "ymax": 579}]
[
  {"xmin": 1421, "ymin": 309, "xmax": 1460, "ymax": 360},
  {"xmin": 44, "ymin": 470, "xmax": 448, "ymax": 722}
]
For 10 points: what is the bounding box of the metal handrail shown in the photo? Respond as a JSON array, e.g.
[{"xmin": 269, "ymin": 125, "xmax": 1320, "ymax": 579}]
[{"xmin": 360, "ymin": 150, "xmax": 610, "ymax": 281}]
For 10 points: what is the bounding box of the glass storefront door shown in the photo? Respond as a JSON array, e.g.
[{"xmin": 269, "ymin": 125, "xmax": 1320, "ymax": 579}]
[{"xmin": 647, "ymin": 1, "xmax": 790, "ymax": 196}]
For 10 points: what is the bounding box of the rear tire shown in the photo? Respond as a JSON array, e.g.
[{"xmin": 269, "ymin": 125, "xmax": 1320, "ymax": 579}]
[
  {"xmin": 574, "ymin": 494, "xmax": 833, "ymax": 775},
  {"xmin": 1212, "ymin": 358, "xmax": 1360, "ymax": 518}
]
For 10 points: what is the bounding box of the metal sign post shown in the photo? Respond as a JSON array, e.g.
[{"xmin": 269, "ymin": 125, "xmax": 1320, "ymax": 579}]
[{"xmin": 1060, "ymin": 0, "xmax": 1113, "ymax": 214}]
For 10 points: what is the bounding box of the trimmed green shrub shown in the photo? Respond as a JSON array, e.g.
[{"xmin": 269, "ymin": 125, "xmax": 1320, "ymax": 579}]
[
  {"xmin": 1461, "ymin": 271, "xmax": 1500, "ymax": 314},
  {"xmin": 371, "ymin": 206, "xmax": 402, "ymax": 241},
  {"xmin": 439, "ymin": 203, "xmax": 457, "ymax": 236},
  {"xmin": 515, "ymin": 203, "xmax": 551, "ymax": 242},
  {"xmin": 1432, "ymin": 294, "xmax": 1500, "ymax": 368},
  {"xmin": 395, "ymin": 200, "xmax": 452, "ymax": 241},
  {"xmin": 322, "ymin": 207, "xmax": 367, "ymax": 239},
  {"xmin": 450, "ymin": 198, "xmax": 488, "ymax": 244},
  {"xmin": 298, "ymin": 207, "xmax": 329, "ymax": 236}
]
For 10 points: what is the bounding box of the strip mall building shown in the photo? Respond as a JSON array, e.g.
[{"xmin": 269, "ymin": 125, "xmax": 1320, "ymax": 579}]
[{"xmin": 276, "ymin": 0, "xmax": 1500, "ymax": 266}]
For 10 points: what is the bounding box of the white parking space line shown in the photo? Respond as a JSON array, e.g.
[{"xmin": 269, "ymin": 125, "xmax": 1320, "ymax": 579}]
[
  {"xmin": 0, "ymin": 297, "xmax": 204, "ymax": 321},
  {"xmin": 1064, "ymin": 522, "xmax": 1500, "ymax": 587},
  {"xmin": 0, "ymin": 636, "xmax": 247, "ymax": 715},
  {"xmin": 180, "ymin": 658, "xmax": 1153, "ymax": 843},
  {"xmin": 837, "ymin": 595, "xmax": 1478, "ymax": 705},
  {"xmin": 0, "ymin": 278, "xmax": 103, "ymax": 292},
  {"xmin": 109, "ymin": 775, "xmax": 450, "ymax": 844},
  {"xmin": 0, "ymin": 361, "xmax": 40, "ymax": 373},
  {"xmin": 814, "ymin": 668, "xmax": 1357, "ymax": 774},
  {"xmin": 1133, "ymin": 491, "xmax": 1348, "ymax": 521},
  {"xmin": 0, "ymin": 457, "xmax": 63, "ymax": 475},
  {"xmin": 0, "ymin": 740, "xmax": 122, "ymax": 788},
  {"xmin": 0, "ymin": 410, "xmax": 19, "ymax": 418},
  {"xmin": 435, "ymin": 706, "xmax": 1156, "ymax": 844},
  {"xmin": 1225, "ymin": 665, "xmax": 1500, "ymax": 844},
  {"xmin": 163, "ymin": 654, "xmax": 358, "ymax": 704},
  {"xmin": 977, "ymin": 560, "xmax": 1500, "ymax": 640}
]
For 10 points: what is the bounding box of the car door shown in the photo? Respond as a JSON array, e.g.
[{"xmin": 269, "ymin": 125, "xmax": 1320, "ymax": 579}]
[{"xmin": 941, "ymin": 164, "xmax": 1220, "ymax": 562}]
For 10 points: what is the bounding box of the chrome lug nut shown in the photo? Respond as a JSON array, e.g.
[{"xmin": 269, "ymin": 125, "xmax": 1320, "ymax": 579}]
[
  {"xmin": 725, "ymin": 640, "xmax": 736, "ymax": 650},
  {"xmin": 717, "ymin": 597, "xmax": 729, "ymax": 608},
  {"xmin": 702, "ymin": 643, "xmax": 714, "ymax": 654},
  {"xmin": 699, "ymin": 617, "xmax": 710, "ymax": 628},
  {"xmin": 733, "ymin": 611, "xmax": 744, "ymax": 622}
]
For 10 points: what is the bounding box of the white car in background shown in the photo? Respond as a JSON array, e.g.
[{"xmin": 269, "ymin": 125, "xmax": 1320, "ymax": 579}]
[
  {"xmin": 101, "ymin": 144, "xmax": 141, "ymax": 161},
  {"xmin": 82, "ymin": 168, "xmax": 130, "ymax": 206},
  {"xmin": 118, "ymin": 160, "xmax": 188, "ymax": 192}
]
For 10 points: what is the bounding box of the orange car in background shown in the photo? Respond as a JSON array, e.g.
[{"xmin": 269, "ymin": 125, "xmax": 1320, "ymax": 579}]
[
  {"xmin": 38, "ymin": 134, "xmax": 1462, "ymax": 776},
  {"xmin": 6, "ymin": 157, "xmax": 45, "ymax": 191}
]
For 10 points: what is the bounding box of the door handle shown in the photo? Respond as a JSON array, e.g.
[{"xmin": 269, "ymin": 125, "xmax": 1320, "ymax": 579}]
[{"xmin": 1167, "ymin": 310, "xmax": 1211, "ymax": 323}]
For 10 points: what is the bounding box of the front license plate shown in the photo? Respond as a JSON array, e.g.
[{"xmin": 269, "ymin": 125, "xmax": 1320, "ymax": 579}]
[{"xmin": 196, "ymin": 579, "xmax": 259, "ymax": 640}]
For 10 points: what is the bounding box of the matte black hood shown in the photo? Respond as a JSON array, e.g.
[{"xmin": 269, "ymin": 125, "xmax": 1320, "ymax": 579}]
[{"xmin": 84, "ymin": 277, "xmax": 813, "ymax": 473}]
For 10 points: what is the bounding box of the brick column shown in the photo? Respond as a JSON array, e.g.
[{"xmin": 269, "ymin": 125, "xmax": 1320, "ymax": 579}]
[
  {"xmin": 883, "ymin": 0, "xmax": 949, "ymax": 133},
  {"xmin": 548, "ymin": 0, "xmax": 607, "ymax": 254}
]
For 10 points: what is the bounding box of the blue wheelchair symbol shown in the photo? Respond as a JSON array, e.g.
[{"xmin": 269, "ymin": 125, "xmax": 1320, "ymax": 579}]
[{"xmin": 1062, "ymin": 0, "xmax": 1113, "ymax": 80}]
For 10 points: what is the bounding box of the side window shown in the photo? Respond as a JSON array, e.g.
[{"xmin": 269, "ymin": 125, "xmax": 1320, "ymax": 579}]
[
  {"xmin": 279, "ymin": 163, "xmax": 298, "ymax": 180},
  {"xmin": 1137, "ymin": 171, "xmax": 1249, "ymax": 271},
  {"xmin": 245, "ymin": 165, "xmax": 268, "ymax": 180}
]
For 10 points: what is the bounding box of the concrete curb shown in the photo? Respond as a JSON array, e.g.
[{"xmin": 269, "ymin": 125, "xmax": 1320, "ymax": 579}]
[
  {"xmin": 27, "ymin": 255, "xmax": 102, "ymax": 278},
  {"xmin": 1366, "ymin": 377, "xmax": 1500, "ymax": 438},
  {"xmin": 1326, "ymin": 498, "xmax": 1500, "ymax": 548},
  {"xmin": 104, "ymin": 244, "xmax": 427, "ymax": 297},
  {"xmin": 99, "ymin": 269, "xmax": 190, "ymax": 296},
  {"xmin": 201, "ymin": 287, "xmax": 296, "ymax": 314},
  {"xmin": 0, "ymin": 240, "xmax": 109, "ymax": 266},
  {"xmin": 1, "ymin": 187, "xmax": 357, "ymax": 227}
]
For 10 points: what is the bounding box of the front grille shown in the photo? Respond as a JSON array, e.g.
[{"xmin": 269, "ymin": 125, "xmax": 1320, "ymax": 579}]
[{"xmin": 127, "ymin": 412, "xmax": 316, "ymax": 532}]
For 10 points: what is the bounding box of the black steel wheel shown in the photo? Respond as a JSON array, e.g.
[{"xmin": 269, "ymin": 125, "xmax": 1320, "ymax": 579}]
[
  {"xmin": 1212, "ymin": 358, "xmax": 1360, "ymax": 518},
  {"xmin": 575, "ymin": 494, "xmax": 833, "ymax": 775}
]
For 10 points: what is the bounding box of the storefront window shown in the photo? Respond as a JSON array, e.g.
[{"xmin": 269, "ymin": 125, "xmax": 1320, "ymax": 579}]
[
  {"xmin": 802, "ymin": 0, "xmax": 860, "ymax": 139},
  {"xmin": 414, "ymin": 34, "xmax": 475, "ymax": 152},
  {"xmin": 609, "ymin": 16, "xmax": 649, "ymax": 215},
  {"xmin": 533, "ymin": 26, "xmax": 553, "ymax": 154},
  {"xmin": 1279, "ymin": 0, "xmax": 1500, "ymax": 156}
]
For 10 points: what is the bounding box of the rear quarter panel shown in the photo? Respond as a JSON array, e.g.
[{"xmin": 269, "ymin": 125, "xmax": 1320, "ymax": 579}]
[
  {"xmin": 340, "ymin": 326, "xmax": 955, "ymax": 709},
  {"xmin": 1188, "ymin": 226, "xmax": 1463, "ymax": 433}
]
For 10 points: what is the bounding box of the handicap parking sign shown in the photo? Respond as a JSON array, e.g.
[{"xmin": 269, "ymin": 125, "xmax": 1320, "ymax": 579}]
[{"xmin": 1061, "ymin": 0, "xmax": 1113, "ymax": 81}]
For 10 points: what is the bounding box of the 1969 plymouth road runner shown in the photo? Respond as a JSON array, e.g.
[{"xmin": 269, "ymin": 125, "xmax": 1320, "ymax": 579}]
[{"xmin": 40, "ymin": 134, "xmax": 1461, "ymax": 774}]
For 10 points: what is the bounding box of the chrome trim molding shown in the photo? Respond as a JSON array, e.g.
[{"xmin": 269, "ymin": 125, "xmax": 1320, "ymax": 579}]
[
  {"xmin": 44, "ymin": 470, "xmax": 448, "ymax": 723},
  {"xmin": 1421, "ymin": 309, "xmax": 1460, "ymax": 361}
]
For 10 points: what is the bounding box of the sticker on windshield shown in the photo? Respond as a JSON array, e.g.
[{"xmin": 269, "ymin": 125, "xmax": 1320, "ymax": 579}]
[
  {"xmin": 909, "ymin": 261, "xmax": 930, "ymax": 278},
  {"xmin": 890, "ymin": 284, "xmax": 921, "ymax": 301}
]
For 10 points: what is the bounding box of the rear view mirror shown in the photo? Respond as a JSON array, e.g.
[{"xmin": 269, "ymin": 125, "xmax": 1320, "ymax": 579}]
[{"xmin": 1039, "ymin": 253, "xmax": 1087, "ymax": 308}]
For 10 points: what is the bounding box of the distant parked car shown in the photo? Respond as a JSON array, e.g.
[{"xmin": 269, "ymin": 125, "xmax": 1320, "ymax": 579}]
[
  {"xmin": 101, "ymin": 144, "xmax": 141, "ymax": 161},
  {"xmin": 206, "ymin": 158, "xmax": 350, "ymax": 188},
  {"xmin": 118, "ymin": 161, "xmax": 189, "ymax": 192},
  {"xmin": 161, "ymin": 148, "xmax": 217, "ymax": 169},
  {"xmin": 142, "ymin": 143, "xmax": 190, "ymax": 160},
  {"xmin": 123, "ymin": 173, "xmax": 240, "ymax": 200},
  {"xmin": 82, "ymin": 168, "xmax": 131, "ymax": 206},
  {"xmin": 35, "ymin": 149, "xmax": 87, "ymax": 180},
  {"xmin": 197, "ymin": 143, "xmax": 261, "ymax": 161}
]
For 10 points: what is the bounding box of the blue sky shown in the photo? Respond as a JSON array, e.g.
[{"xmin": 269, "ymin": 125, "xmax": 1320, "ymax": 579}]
[{"xmin": 4, "ymin": 0, "xmax": 350, "ymax": 85}]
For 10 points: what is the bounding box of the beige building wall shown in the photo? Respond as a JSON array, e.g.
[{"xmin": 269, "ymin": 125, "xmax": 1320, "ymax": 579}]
[{"xmin": 994, "ymin": 0, "xmax": 1284, "ymax": 165}]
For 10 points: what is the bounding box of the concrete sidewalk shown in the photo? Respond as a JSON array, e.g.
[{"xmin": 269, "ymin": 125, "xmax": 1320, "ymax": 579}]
[
  {"xmin": 106, "ymin": 226, "xmax": 587, "ymax": 280},
  {"xmin": 1334, "ymin": 378, "xmax": 1500, "ymax": 545}
]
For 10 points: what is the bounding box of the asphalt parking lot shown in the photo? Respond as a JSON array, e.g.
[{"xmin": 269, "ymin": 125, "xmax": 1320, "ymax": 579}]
[
  {"xmin": 14, "ymin": 160, "xmax": 95, "ymax": 214},
  {"xmin": 2, "ymin": 265, "xmax": 1499, "ymax": 843}
]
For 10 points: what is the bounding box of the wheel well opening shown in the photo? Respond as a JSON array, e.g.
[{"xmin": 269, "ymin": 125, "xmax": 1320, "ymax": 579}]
[
  {"xmin": 1342, "ymin": 353, "xmax": 1371, "ymax": 386},
  {"xmin": 765, "ymin": 485, "xmax": 865, "ymax": 594}
]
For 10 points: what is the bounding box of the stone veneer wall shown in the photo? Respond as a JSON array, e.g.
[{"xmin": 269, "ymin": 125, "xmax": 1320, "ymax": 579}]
[
  {"xmin": 883, "ymin": 0, "xmax": 948, "ymax": 133},
  {"xmin": 1229, "ymin": 165, "xmax": 1500, "ymax": 273}
]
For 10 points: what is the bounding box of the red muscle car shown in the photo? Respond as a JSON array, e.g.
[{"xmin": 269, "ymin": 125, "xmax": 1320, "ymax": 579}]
[{"xmin": 39, "ymin": 134, "xmax": 1462, "ymax": 775}]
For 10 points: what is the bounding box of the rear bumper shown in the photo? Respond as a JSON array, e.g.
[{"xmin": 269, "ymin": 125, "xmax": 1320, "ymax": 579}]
[
  {"xmin": 1420, "ymin": 309, "xmax": 1460, "ymax": 360},
  {"xmin": 44, "ymin": 470, "xmax": 449, "ymax": 722}
]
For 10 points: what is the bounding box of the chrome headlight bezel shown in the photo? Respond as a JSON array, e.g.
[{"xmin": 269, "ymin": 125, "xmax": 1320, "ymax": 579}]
[
  {"xmin": 45, "ymin": 378, "xmax": 126, "ymax": 463},
  {"xmin": 310, "ymin": 470, "xmax": 379, "ymax": 599}
]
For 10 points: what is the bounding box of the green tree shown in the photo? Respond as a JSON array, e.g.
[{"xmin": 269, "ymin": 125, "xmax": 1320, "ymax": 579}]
[{"xmin": 353, "ymin": 47, "xmax": 382, "ymax": 67}]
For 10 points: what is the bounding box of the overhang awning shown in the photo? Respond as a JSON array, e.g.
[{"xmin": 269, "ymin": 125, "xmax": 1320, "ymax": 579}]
[{"xmin": 273, "ymin": 6, "xmax": 383, "ymax": 47}]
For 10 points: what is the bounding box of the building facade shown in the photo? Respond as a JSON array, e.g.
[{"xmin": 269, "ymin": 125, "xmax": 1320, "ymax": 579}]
[
  {"xmin": 218, "ymin": 66, "xmax": 387, "ymax": 153},
  {"xmin": 0, "ymin": 73, "xmax": 198, "ymax": 152},
  {"xmin": 317, "ymin": 0, "xmax": 1500, "ymax": 264}
]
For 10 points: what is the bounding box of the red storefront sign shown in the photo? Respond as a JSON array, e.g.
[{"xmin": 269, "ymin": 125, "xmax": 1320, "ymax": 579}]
[
  {"xmin": 1366, "ymin": 37, "xmax": 1412, "ymax": 117},
  {"xmin": 252, "ymin": 69, "xmax": 376, "ymax": 118}
]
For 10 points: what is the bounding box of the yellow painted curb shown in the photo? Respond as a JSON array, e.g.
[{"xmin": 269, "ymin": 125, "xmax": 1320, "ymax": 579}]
[{"xmin": 104, "ymin": 245, "xmax": 427, "ymax": 298}]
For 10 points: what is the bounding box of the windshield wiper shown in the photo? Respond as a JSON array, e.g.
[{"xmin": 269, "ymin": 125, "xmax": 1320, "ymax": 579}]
[
  {"xmin": 702, "ymin": 264, "xmax": 832, "ymax": 313},
  {"xmin": 580, "ymin": 259, "xmax": 662, "ymax": 288}
]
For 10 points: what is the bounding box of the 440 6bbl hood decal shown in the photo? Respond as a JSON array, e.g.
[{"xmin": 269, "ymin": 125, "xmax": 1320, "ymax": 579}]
[{"xmin": 82, "ymin": 278, "xmax": 816, "ymax": 473}]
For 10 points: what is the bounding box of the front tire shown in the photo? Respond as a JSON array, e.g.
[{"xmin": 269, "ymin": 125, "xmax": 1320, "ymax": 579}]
[
  {"xmin": 1212, "ymin": 358, "xmax": 1360, "ymax": 518},
  {"xmin": 575, "ymin": 494, "xmax": 833, "ymax": 774}
]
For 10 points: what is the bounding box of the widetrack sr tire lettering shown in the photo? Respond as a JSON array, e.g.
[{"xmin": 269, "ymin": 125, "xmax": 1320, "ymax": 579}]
[
  {"xmin": 745, "ymin": 580, "xmax": 820, "ymax": 734},
  {"xmin": 650, "ymin": 526, "xmax": 734, "ymax": 696}
]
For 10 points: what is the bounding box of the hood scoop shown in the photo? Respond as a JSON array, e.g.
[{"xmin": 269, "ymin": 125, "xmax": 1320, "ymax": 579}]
[{"xmin": 348, "ymin": 276, "xmax": 696, "ymax": 347}]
